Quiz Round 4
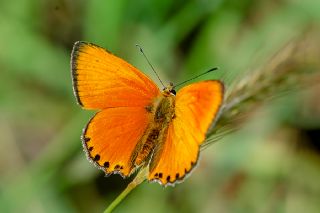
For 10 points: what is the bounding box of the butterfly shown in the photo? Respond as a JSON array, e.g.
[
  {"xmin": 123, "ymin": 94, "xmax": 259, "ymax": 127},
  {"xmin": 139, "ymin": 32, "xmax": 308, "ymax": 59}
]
[{"xmin": 71, "ymin": 41, "xmax": 224, "ymax": 186}]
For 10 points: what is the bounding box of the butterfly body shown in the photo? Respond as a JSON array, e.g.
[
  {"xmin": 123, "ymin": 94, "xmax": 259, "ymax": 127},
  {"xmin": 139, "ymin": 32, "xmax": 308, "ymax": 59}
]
[
  {"xmin": 71, "ymin": 41, "xmax": 224, "ymax": 186},
  {"xmin": 133, "ymin": 91, "xmax": 175, "ymax": 167}
]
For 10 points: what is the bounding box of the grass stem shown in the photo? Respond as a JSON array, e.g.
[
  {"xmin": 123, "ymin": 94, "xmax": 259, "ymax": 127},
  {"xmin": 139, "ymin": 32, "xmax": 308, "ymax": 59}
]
[{"xmin": 104, "ymin": 167, "xmax": 148, "ymax": 213}]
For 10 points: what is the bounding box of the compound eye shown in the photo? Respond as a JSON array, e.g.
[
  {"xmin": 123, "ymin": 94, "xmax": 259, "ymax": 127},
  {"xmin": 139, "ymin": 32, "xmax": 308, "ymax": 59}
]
[{"xmin": 170, "ymin": 89, "xmax": 176, "ymax": 95}]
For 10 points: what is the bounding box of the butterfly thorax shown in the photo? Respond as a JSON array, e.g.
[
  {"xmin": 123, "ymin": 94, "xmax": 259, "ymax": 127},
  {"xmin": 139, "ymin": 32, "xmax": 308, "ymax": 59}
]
[{"xmin": 132, "ymin": 93, "xmax": 175, "ymax": 167}]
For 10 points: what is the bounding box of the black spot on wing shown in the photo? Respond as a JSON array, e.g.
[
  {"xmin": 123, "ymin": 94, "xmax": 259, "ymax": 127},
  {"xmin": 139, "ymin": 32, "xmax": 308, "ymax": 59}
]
[
  {"xmin": 104, "ymin": 162, "xmax": 110, "ymax": 168},
  {"xmin": 84, "ymin": 137, "xmax": 91, "ymax": 143},
  {"xmin": 93, "ymin": 154, "xmax": 100, "ymax": 161}
]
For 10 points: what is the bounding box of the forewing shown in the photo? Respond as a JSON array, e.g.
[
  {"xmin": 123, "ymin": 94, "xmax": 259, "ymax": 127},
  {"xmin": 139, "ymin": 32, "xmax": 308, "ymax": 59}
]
[
  {"xmin": 149, "ymin": 81, "xmax": 224, "ymax": 185},
  {"xmin": 83, "ymin": 107, "xmax": 151, "ymax": 177},
  {"xmin": 71, "ymin": 41, "xmax": 160, "ymax": 109}
]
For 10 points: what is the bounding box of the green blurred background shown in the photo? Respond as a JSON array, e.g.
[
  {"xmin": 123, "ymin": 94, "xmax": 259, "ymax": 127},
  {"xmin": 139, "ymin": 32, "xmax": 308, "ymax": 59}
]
[{"xmin": 1, "ymin": 0, "xmax": 320, "ymax": 212}]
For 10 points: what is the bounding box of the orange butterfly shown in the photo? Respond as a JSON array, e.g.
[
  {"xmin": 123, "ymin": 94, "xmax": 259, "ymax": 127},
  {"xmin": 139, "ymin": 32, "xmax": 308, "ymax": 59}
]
[{"xmin": 71, "ymin": 41, "xmax": 224, "ymax": 186}]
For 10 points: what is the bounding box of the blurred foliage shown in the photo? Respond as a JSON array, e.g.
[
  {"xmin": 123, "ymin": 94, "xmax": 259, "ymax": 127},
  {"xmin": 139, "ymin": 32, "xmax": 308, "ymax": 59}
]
[{"xmin": 0, "ymin": 0, "xmax": 320, "ymax": 212}]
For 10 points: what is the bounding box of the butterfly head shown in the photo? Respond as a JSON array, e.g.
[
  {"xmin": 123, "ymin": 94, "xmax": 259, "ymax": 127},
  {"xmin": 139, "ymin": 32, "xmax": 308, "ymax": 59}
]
[{"xmin": 162, "ymin": 82, "xmax": 176, "ymax": 96}]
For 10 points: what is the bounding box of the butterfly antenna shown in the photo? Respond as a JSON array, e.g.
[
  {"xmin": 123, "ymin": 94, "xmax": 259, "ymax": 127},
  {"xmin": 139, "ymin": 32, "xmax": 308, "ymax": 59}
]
[
  {"xmin": 136, "ymin": 44, "xmax": 165, "ymax": 87},
  {"xmin": 173, "ymin": 67, "xmax": 219, "ymax": 88}
]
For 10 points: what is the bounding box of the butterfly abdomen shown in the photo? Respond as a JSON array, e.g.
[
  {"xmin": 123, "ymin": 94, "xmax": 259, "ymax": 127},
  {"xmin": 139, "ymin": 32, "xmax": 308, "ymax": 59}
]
[
  {"xmin": 134, "ymin": 129, "xmax": 160, "ymax": 165},
  {"xmin": 132, "ymin": 95, "xmax": 175, "ymax": 167}
]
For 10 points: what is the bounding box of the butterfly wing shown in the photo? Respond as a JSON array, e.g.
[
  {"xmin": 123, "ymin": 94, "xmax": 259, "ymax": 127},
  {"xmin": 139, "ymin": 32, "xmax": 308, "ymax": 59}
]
[
  {"xmin": 148, "ymin": 80, "xmax": 224, "ymax": 185},
  {"xmin": 71, "ymin": 41, "xmax": 160, "ymax": 109},
  {"xmin": 83, "ymin": 107, "xmax": 151, "ymax": 176},
  {"xmin": 71, "ymin": 41, "xmax": 161, "ymax": 176}
]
